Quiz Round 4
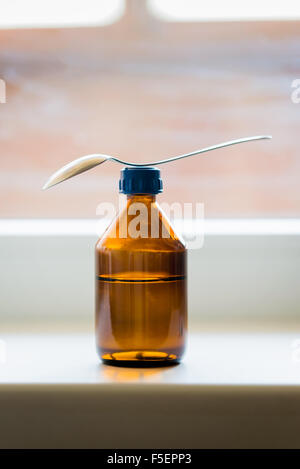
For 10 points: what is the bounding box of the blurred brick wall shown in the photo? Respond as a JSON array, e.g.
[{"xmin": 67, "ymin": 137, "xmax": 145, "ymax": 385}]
[{"xmin": 0, "ymin": 9, "xmax": 299, "ymax": 217}]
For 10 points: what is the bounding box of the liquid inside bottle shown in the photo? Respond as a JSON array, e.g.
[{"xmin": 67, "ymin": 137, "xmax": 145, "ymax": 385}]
[{"xmin": 95, "ymin": 167, "xmax": 187, "ymax": 367}]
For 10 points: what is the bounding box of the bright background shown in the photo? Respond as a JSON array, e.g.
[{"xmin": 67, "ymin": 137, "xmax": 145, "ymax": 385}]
[{"xmin": 0, "ymin": 0, "xmax": 299, "ymax": 218}]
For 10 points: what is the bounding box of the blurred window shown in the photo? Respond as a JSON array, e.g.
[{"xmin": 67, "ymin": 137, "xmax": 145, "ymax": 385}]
[
  {"xmin": 148, "ymin": 0, "xmax": 300, "ymax": 21},
  {"xmin": 0, "ymin": 0, "xmax": 125, "ymax": 28},
  {"xmin": 0, "ymin": 0, "xmax": 299, "ymax": 219}
]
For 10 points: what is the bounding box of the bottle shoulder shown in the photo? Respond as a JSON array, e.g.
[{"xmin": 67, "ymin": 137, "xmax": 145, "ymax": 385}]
[{"xmin": 96, "ymin": 200, "xmax": 186, "ymax": 252}]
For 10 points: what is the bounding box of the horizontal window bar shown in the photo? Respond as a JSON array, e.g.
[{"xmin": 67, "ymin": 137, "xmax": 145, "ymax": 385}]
[
  {"xmin": 149, "ymin": 0, "xmax": 300, "ymax": 22},
  {"xmin": 0, "ymin": 219, "xmax": 300, "ymax": 236}
]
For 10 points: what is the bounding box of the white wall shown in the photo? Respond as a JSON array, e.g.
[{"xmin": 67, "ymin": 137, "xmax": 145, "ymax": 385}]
[{"xmin": 1, "ymin": 224, "xmax": 299, "ymax": 324}]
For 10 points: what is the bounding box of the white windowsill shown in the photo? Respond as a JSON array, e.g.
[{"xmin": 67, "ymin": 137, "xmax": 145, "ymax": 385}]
[
  {"xmin": 1, "ymin": 218, "xmax": 300, "ymax": 447},
  {"xmin": 1, "ymin": 218, "xmax": 300, "ymax": 236},
  {"xmin": 1, "ymin": 328, "xmax": 300, "ymax": 448}
]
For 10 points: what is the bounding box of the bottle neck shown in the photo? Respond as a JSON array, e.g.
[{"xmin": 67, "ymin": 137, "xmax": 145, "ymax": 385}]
[{"xmin": 126, "ymin": 194, "xmax": 156, "ymax": 204}]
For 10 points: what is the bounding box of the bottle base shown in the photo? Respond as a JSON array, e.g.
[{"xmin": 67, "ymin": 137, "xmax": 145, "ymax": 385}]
[{"xmin": 100, "ymin": 350, "xmax": 181, "ymax": 368}]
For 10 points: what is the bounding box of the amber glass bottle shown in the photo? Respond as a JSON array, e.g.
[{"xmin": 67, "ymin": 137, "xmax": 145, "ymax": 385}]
[{"xmin": 95, "ymin": 167, "xmax": 187, "ymax": 367}]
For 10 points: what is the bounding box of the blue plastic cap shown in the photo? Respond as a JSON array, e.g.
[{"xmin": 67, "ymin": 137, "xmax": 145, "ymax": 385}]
[{"xmin": 119, "ymin": 167, "xmax": 163, "ymax": 195}]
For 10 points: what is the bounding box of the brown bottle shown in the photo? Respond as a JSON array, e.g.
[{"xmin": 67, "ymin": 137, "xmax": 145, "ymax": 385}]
[
  {"xmin": 95, "ymin": 167, "xmax": 187, "ymax": 366},
  {"xmin": 42, "ymin": 136, "xmax": 271, "ymax": 367}
]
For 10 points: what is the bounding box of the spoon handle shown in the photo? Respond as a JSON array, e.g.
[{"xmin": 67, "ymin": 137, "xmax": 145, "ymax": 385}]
[{"xmin": 113, "ymin": 135, "xmax": 272, "ymax": 167}]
